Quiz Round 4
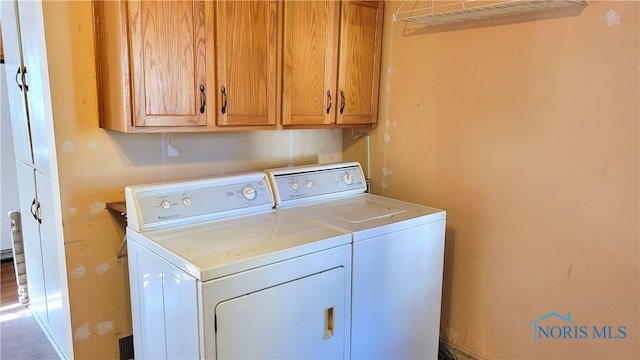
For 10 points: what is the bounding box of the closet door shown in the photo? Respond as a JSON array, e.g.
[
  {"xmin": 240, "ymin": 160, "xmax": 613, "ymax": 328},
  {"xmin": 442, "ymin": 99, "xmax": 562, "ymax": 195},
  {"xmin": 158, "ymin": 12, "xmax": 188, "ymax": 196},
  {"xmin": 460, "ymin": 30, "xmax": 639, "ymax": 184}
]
[
  {"xmin": 16, "ymin": 0, "xmax": 52, "ymax": 175},
  {"xmin": 15, "ymin": 161, "xmax": 47, "ymax": 323},
  {"xmin": 1, "ymin": 0, "xmax": 33, "ymax": 166},
  {"xmin": 35, "ymin": 171, "xmax": 69, "ymax": 349}
]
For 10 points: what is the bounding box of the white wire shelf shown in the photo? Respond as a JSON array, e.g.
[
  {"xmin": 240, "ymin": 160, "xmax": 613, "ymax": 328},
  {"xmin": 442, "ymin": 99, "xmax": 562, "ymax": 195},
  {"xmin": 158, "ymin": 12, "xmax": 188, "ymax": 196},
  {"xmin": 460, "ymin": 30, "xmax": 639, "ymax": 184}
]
[{"xmin": 393, "ymin": 0, "xmax": 588, "ymax": 26}]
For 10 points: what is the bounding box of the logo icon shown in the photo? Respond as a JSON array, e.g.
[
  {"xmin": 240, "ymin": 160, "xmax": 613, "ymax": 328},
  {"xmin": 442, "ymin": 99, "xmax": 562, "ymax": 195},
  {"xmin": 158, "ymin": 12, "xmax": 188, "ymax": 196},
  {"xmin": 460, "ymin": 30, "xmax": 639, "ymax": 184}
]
[
  {"xmin": 530, "ymin": 312, "xmax": 579, "ymax": 341},
  {"xmin": 531, "ymin": 312, "xmax": 627, "ymax": 341}
]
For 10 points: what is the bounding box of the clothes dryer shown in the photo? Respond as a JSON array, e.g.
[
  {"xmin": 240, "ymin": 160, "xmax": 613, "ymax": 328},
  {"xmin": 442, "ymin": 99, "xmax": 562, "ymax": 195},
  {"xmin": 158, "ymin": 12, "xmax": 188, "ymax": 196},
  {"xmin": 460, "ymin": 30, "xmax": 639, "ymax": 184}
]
[
  {"xmin": 125, "ymin": 172, "xmax": 352, "ymax": 359},
  {"xmin": 266, "ymin": 162, "xmax": 446, "ymax": 360}
]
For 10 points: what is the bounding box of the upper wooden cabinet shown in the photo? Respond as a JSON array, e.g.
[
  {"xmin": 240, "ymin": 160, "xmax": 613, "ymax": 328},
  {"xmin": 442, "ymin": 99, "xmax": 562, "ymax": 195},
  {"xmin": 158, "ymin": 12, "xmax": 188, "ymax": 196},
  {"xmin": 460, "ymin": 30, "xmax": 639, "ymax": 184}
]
[
  {"xmin": 95, "ymin": 0, "xmax": 279, "ymax": 132},
  {"xmin": 94, "ymin": 0, "xmax": 382, "ymax": 133},
  {"xmin": 95, "ymin": 1, "xmax": 215, "ymax": 132},
  {"xmin": 282, "ymin": 0, "xmax": 383, "ymax": 128}
]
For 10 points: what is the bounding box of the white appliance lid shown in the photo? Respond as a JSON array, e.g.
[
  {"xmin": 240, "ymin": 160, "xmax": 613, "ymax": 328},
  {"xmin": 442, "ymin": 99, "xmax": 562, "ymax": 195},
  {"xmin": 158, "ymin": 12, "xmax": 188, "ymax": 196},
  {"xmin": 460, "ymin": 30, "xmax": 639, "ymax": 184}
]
[
  {"xmin": 279, "ymin": 194, "xmax": 446, "ymax": 241},
  {"xmin": 313, "ymin": 199, "xmax": 407, "ymax": 223},
  {"xmin": 128, "ymin": 210, "xmax": 351, "ymax": 282}
]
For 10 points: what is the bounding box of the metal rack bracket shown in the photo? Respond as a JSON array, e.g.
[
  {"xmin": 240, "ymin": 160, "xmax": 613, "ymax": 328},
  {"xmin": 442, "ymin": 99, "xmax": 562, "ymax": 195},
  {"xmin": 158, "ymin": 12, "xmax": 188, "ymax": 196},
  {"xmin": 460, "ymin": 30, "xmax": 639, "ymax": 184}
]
[
  {"xmin": 106, "ymin": 201, "xmax": 128, "ymax": 266},
  {"xmin": 393, "ymin": 0, "xmax": 588, "ymax": 26}
]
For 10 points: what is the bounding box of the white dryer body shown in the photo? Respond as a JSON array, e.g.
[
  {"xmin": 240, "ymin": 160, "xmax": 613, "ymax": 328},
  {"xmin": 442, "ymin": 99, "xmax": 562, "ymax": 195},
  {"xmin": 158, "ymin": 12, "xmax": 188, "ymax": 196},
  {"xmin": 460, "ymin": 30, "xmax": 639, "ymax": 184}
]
[{"xmin": 125, "ymin": 172, "xmax": 352, "ymax": 359}]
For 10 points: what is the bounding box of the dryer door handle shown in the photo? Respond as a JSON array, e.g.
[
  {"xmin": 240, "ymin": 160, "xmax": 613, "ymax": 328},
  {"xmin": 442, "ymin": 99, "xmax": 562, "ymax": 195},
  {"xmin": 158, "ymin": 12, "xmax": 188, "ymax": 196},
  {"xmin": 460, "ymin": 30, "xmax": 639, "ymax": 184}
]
[{"xmin": 323, "ymin": 306, "xmax": 334, "ymax": 339}]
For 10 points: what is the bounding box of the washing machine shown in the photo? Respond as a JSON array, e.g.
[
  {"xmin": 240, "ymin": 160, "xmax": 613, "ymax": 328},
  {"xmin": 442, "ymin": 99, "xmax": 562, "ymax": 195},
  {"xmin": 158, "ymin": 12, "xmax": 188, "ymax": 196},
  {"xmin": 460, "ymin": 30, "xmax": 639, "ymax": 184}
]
[
  {"xmin": 265, "ymin": 162, "xmax": 446, "ymax": 360},
  {"xmin": 125, "ymin": 172, "xmax": 352, "ymax": 359}
]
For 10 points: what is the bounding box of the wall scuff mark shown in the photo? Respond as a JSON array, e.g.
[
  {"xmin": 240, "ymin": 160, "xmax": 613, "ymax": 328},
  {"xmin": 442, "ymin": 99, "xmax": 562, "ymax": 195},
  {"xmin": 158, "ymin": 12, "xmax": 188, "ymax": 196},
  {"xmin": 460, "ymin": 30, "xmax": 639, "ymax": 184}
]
[
  {"xmin": 605, "ymin": 10, "xmax": 621, "ymax": 26},
  {"xmin": 70, "ymin": 265, "xmax": 86, "ymax": 279},
  {"xmin": 379, "ymin": 15, "xmax": 395, "ymax": 196},
  {"xmin": 96, "ymin": 321, "xmax": 114, "ymax": 335},
  {"xmin": 62, "ymin": 140, "xmax": 76, "ymax": 153},
  {"xmin": 75, "ymin": 322, "xmax": 91, "ymax": 341},
  {"xmin": 89, "ymin": 201, "xmax": 105, "ymax": 214},
  {"xmin": 94, "ymin": 261, "xmax": 110, "ymax": 275}
]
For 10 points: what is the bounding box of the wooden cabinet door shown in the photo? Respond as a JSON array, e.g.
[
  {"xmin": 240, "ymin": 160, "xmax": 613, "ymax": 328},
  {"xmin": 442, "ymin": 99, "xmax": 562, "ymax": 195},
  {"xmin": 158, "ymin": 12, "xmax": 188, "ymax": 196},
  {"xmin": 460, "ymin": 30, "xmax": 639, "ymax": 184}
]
[
  {"xmin": 129, "ymin": 1, "xmax": 207, "ymax": 127},
  {"xmin": 214, "ymin": 1, "xmax": 280, "ymax": 127},
  {"xmin": 282, "ymin": 1, "xmax": 339, "ymax": 126},
  {"xmin": 336, "ymin": 0, "xmax": 383, "ymax": 125}
]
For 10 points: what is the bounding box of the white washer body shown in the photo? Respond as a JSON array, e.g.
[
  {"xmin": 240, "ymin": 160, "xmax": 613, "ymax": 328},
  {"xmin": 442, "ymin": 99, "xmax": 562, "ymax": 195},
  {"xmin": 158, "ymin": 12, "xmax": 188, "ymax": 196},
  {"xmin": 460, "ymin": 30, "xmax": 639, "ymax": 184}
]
[
  {"xmin": 125, "ymin": 172, "xmax": 352, "ymax": 359},
  {"xmin": 266, "ymin": 163, "xmax": 446, "ymax": 360}
]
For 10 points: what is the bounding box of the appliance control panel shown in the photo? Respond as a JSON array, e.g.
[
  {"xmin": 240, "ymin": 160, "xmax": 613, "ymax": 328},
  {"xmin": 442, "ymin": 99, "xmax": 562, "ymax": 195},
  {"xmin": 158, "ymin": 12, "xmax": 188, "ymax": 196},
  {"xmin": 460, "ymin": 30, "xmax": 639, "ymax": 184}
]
[
  {"xmin": 126, "ymin": 172, "xmax": 274, "ymax": 231},
  {"xmin": 266, "ymin": 162, "xmax": 367, "ymax": 207}
]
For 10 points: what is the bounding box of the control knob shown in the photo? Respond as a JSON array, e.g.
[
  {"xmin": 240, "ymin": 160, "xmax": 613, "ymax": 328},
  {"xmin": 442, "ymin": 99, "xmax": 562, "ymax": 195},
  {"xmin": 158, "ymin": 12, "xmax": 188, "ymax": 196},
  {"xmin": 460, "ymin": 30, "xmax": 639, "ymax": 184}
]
[
  {"xmin": 342, "ymin": 172, "xmax": 353, "ymax": 185},
  {"xmin": 242, "ymin": 186, "xmax": 257, "ymax": 200}
]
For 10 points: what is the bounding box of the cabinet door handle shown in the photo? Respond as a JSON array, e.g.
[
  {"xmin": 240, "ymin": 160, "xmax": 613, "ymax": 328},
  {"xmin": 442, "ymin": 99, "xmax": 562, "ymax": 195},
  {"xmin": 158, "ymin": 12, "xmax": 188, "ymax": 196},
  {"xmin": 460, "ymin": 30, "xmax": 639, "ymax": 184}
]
[
  {"xmin": 30, "ymin": 199, "xmax": 37, "ymax": 220},
  {"xmin": 326, "ymin": 90, "xmax": 332, "ymax": 114},
  {"xmin": 30, "ymin": 199, "xmax": 41, "ymax": 224},
  {"xmin": 340, "ymin": 90, "xmax": 346, "ymax": 115},
  {"xmin": 15, "ymin": 67, "xmax": 28, "ymax": 92},
  {"xmin": 221, "ymin": 86, "xmax": 227, "ymax": 114},
  {"xmin": 199, "ymin": 85, "xmax": 206, "ymax": 114},
  {"xmin": 15, "ymin": 68, "xmax": 22, "ymax": 90},
  {"xmin": 35, "ymin": 202, "xmax": 42, "ymax": 224}
]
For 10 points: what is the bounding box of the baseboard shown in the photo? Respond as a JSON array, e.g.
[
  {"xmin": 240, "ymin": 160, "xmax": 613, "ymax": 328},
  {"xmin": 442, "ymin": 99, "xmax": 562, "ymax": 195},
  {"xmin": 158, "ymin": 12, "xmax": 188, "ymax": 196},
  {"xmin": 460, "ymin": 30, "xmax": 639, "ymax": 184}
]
[
  {"xmin": 440, "ymin": 338, "xmax": 485, "ymax": 360},
  {"xmin": 0, "ymin": 249, "xmax": 13, "ymax": 261}
]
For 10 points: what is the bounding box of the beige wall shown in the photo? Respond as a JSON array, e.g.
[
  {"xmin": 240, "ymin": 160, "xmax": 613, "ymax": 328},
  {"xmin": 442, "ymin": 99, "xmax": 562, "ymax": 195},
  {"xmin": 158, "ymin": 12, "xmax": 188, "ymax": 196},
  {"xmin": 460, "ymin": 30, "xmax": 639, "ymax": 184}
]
[
  {"xmin": 37, "ymin": 0, "xmax": 639, "ymax": 358},
  {"xmin": 345, "ymin": 1, "xmax": 639, "ymax": 358},
  {"xmin": 41, "ymin": 2, "xmax": 342, "ymax": 358}
]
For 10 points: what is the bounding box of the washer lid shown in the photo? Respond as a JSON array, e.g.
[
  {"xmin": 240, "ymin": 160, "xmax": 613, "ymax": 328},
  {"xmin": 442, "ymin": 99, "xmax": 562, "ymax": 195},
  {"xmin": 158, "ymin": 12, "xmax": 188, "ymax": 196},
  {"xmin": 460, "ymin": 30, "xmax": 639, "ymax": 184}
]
[
  {"xmin": 127, "ymin": 210, "xmax": 351, "ymax": 282},
  {"xmin": 314, "ymin": 199, "xmax": 407, "ymax": 223},
  {"xmin": 279, "ymin": 194, "xmax": 446, "ymax": 241}
]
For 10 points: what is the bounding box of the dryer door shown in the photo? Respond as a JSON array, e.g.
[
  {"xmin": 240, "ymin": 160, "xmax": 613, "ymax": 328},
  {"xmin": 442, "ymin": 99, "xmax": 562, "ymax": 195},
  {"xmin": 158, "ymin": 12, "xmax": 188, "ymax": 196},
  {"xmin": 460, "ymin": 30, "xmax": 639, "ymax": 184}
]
[{"xmin": 215, "ymin": 267, "xmax": 345, "ymax": 359}]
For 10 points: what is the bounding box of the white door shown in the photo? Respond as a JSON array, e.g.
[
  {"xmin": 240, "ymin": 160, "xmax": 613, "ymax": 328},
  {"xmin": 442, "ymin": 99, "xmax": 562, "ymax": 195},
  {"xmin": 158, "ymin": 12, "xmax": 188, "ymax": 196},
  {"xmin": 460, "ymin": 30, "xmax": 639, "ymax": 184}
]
[
  {"xmin": 35, "ymin": 171, "xmax": 69, "ymax": 349},
  {"xmin": 14, "ymin": 161, "xmax": 72, "ymax": 356},
  {"xmin": 14, "ymin": 160, "xmax": 48, "ymax": 322},
  {"xmin": 16, "ymin": 0, "xmax": 52, "ymax": 176},
  {"xmin": 215, "ymin": 267, "xmax": 346, "ymax": 359},
  {"xmin": 0, "ymin": 0, "xmax": 34, "ymax": 166}
]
